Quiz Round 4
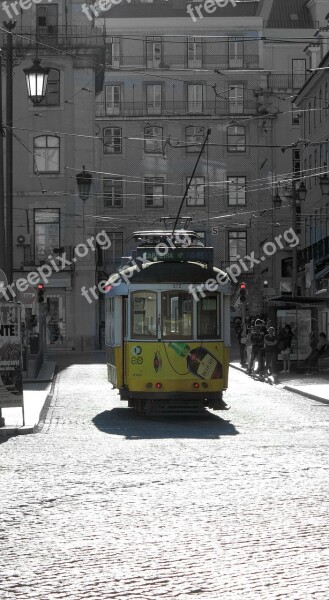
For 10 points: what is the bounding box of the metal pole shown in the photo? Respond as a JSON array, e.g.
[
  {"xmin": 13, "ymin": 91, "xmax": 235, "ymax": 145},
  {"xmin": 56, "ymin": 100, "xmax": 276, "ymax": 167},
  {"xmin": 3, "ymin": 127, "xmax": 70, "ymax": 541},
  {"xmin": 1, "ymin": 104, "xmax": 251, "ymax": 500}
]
[
  {"xmin": 4, "ymin": 21, "xmax": 16, "ymax": 286},
  {"xmin": 0, "ymin": 52, "xmax": 6, "ymax": 276},
  {"xmin": 292, "ymin": 178, "xmax": 297, "ymax": 297}
]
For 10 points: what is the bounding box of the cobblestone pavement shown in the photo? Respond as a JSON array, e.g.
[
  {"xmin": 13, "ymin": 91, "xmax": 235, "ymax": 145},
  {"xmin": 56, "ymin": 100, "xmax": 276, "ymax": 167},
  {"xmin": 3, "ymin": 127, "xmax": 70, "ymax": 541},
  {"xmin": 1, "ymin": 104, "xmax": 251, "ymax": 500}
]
[{"xmin": 1, "ymin": 359, "xmax": 329, "ymax": 600}]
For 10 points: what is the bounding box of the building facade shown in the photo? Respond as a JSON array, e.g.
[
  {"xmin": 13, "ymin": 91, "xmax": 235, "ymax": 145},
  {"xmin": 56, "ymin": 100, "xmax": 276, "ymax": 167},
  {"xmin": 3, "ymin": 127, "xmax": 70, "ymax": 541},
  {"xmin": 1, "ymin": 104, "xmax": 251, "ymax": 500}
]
[{"xmin": 3, "ymin": 0, "xmax": 329, "ymax": 352}]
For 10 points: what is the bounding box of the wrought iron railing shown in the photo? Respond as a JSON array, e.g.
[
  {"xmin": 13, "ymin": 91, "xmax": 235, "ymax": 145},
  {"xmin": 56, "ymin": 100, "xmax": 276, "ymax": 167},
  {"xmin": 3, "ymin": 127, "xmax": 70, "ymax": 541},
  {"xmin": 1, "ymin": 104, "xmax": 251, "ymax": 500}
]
[
  {"xmin": 23, "ymin": 246, "xmax": 74, "ymax": 270},
  {"xmin": 267, "ymin": 73, "xmax": 308, "ymax": 91},
  {"xmin": 96, "ymin": 98, "xmax": 257, "ymax": 118}
]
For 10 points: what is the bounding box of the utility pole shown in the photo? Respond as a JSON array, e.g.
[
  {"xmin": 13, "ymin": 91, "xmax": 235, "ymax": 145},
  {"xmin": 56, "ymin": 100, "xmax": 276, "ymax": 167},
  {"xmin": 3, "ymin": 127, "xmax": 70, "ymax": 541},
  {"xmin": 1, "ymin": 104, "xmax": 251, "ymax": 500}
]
[
  {"xmin": 0, "ymin": 51, "xmax": 6, "ymax": 276},
  {"xmin": 4, "ymin": 20, "xmax": 16, "ymax": 286}
]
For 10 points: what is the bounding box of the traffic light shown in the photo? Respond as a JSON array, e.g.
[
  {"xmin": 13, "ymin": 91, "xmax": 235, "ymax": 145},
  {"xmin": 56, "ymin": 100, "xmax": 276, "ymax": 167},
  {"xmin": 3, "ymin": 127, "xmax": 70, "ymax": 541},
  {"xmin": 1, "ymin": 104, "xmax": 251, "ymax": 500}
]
[
  {"xmin": 239, "ymin": 282, "xmax": 247, "ymax": 302},
  {"xmin": 37, "ymin": 283, "xmax": 45, "ymax": 303}
]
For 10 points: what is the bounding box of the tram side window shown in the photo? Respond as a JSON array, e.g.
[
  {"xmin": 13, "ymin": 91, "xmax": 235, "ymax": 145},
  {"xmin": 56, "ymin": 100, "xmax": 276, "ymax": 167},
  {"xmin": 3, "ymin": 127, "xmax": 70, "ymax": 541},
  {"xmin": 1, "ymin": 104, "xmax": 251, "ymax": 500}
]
[
  {"xmin": 131, "ymin": 291, "xmax": 157, "ymax": 338},
  {"xmin": 198, "ymin": 294, "xmax": 220, "ymax": 338},
  {"xmin": 161, "ymin": 291, "xmax": 192, "ymax": 339}
]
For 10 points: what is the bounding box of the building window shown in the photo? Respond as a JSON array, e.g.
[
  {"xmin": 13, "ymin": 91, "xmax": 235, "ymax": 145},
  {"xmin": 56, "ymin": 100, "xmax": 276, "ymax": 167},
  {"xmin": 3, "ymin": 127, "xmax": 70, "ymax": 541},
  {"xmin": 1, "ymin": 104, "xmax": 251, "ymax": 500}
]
[
  {"xmin": 187, "ymin": 37, "xmax": 202, "ymax": 69},
  {"xmin": 309, "ymin": 154, "xmax": 312, "ymax": 189},
  {"xmin": 187, "ymin": 176, "xmax": 205, "ymax": 206},
  {"xmin": 144, "ymin": 126, "xmax": 163, "ymax": 154},
  {"xmin": 185, "ymin": 125, "xmax": 204, "ymax": 153},
  {"xmin": 228, "ymin": 231, "xmax": 247, "ymax": 263},
  {"xmin": 227, "ymin": 125, "xmax": 246, "ymax": 152},
  {"xmin": 34, "ymin": 209, "xmax": 60, "ymax": 263},
  {"xmin": 101, "ymin": 232, "xmax": 123, "ymax": 270},
  {"xmin": 146, "ymin": 84, "xmax": 162, "ymax": 115},
  {"xmin": 106, "ymin": 37, "xmax": 120, "ymax": 68},
  {"xmin": 146, "ymin": 37, "xmax": 162, "ymax": 68},
  {"xmin": 145, "ymin": 177, "xmax": 164, "ymax": 207},
  {"xmin": 36, "ymin": 4, "xmax": 58, "ymax": 41},
  {"xmin": 228, "ymin": 176, "xmax": 246, "ymax": 205},
  {"xmin": 104, "ymin": 177, "xmax": 123, "ymax": 208},
  {"xmin": 325, "ymin": 83, "xmax": 328, "ymax": 117},
  {"xmin": 187, "ymin": 84, "xmax": 203, "ymax": 114},
  {"xmin": 103, "ymin": 127, "xmax": 122, "ymax": 154},
  {"xmin": 105, "ymin": 85, "xmax": 121, "ymax": 115},
  {"xmin": 292, "ymin": 59, "xmax": 306, "ymax": 88},
  {"xmin": 292, "ymin": 102, "xmax": 300, "ymax": 125},
  {"xmin": 314, "ymin": 96, "xmax": 317, "ymax": 129},
  {"xmin": 228, "ymin": 37, "xmax": 244, "ymax": 68},
  {"xmin": 39, "ymin": 68, "xmax": 60, "ymax": 106},
  {"xmin": 33, "ymin": 135, "xmax": 59, "ymax": 173},
  {"xmin": 319, "ymin": 89, "xmax": 323, "ymax": 123},
  {"xmin": 308, "ymin": 102, "xmax": 312, "ymax": 134},
  {"xmin": 293, "ymin": 149, "xmax": 300, "ymax": 179},
  {"xmin": 229, "ymin": 84, "xmax": 244, "ymax": 114}
]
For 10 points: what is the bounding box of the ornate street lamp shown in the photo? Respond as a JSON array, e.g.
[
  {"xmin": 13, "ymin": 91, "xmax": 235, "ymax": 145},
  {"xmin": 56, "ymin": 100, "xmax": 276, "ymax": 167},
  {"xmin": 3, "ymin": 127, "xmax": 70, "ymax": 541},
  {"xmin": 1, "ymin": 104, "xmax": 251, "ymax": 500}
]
[
  {"xmin": 76, "ymin": 166, "xmax": 93, "ymax": 202},
  {"xmin": 23, "ymin": 58, "xmax": 50, "ymax": 105}
]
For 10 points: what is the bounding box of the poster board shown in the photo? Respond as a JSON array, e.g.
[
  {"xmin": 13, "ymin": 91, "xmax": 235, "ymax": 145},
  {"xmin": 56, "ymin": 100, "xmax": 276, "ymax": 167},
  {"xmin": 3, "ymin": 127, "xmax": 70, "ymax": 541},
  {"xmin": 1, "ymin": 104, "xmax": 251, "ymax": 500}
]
[
  {"xmin": 0, "ymin": 303, "xmax": 23, "ymax": 409},
  {"xmin": 276, "ymin": 308, "xmax": 312, "ymax": 361}
]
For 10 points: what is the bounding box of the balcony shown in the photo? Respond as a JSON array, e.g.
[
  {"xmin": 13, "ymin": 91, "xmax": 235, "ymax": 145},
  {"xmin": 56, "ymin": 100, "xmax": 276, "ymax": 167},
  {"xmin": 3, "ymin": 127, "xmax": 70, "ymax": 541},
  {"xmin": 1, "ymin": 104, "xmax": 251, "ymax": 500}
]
[
  {"xmin": 22, "ymin": 246, "xmax": 74, "ymax": 271},
  {"xmin": 96, "ymin": 98, "xmax": 257, "ymax": 119},
  {"xmin": 0, "ymin": 26, "xmax": 103, "ymax": 51},
  {"xmin": 267, "ymin": 73, "xmax": 308, "ymax": 91},
  {"xmin": 107, "ymin": 54, "xmax": 259, "ymax": 70},
  {"xmin": 301, "ymin": 236, "xmax": 329, "ymax": 265}
]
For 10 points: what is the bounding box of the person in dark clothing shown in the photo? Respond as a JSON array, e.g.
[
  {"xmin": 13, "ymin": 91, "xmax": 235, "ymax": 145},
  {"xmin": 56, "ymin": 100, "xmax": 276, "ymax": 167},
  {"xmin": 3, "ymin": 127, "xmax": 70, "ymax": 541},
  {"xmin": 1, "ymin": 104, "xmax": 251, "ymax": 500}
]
[
  {"xmin": 250, "ymin": 324, "xmax": 265, "ymax": 373},
  {"xmin": 304, "ymin": 332, "xmax": 329, "ymax": 371},
  {"xmin": 237, "ymin": 323, "xmax": 247, "ymax": 367},
  {"xmin": 277, "ymin": 324, "xmax": 293, "ymax": 373},
  {"xmin": 264, "ymin": 327, "xmax": 277, "ymax": 375}
]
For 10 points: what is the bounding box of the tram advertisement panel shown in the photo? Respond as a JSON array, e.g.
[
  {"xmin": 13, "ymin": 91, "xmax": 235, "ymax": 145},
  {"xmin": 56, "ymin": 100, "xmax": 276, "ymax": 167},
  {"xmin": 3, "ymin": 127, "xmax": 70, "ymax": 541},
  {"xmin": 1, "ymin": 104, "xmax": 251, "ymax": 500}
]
[
  {"xmin": 127, "ymin": 341, "xmax": 224, "ymax": 382},
  {"xmin": 0, "ymin": 303, "xmax": 23, "ymax": 408}
]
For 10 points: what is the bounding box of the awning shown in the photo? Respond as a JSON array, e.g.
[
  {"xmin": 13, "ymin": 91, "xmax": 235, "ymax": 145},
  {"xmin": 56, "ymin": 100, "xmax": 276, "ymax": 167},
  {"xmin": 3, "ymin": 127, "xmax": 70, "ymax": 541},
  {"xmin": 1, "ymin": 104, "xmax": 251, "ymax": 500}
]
[
  {"xmin": 267, "ymin": 295, "xmax": 329, "ymax": 305},
  {"xmin": 315, "ymin": 264, "xmax": 329, "ymax": 280}
]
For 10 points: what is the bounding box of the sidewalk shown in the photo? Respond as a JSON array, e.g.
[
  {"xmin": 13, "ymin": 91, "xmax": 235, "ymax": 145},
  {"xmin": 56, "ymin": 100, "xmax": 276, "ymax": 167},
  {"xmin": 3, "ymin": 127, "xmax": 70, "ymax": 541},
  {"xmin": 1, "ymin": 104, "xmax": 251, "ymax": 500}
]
[
  {"xmin": 0, "ymin": 360, "xmax": 56, "ymax": 436},
  {"xmin": 230, "ymin": 361, "xmax": 329, "ymax": 404}
]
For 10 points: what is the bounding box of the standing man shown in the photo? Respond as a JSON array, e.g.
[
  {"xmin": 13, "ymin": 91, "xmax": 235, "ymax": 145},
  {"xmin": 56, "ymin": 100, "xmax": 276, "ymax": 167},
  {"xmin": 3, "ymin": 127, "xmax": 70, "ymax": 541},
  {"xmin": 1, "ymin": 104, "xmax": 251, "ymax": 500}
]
[
  {"xmin": 264, "ymin": 327, "xmax": 277, "ymax": 375},
  {"xmin": 250, "ymin": 323, "xmax": 265, "ymax": 373}
]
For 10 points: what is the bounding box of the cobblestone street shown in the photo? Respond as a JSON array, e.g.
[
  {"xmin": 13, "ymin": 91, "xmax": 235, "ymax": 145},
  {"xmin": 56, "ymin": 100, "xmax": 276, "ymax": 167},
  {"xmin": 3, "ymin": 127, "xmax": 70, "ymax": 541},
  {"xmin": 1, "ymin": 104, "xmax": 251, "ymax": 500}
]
[{"xmin": 1, "ymin": 358, "xmax": 329, "ymax": 600}]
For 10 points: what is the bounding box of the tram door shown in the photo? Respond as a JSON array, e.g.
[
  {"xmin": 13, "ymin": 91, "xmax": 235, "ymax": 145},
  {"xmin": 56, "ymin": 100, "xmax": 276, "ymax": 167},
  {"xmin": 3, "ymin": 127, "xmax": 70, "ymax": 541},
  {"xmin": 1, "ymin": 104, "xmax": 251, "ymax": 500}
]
[{"xmin": 123, "ymin": 297, "xmax": 128, "ymax": 386}]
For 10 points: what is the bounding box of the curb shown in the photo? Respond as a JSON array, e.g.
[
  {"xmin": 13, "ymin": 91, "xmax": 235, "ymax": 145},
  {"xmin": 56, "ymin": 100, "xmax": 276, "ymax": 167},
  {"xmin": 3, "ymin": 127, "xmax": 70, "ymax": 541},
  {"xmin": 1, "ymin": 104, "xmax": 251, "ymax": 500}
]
[
  {"xmin": 283, "ymin": 385, "xmax": 329, "ymax": 405},
  {"xmin": 230, "ymin": 362, "xmax": 329, "ymax": 404},
  {"xmin": 0, "ymin": 361, "xmax": 57, "ymax": 437}
]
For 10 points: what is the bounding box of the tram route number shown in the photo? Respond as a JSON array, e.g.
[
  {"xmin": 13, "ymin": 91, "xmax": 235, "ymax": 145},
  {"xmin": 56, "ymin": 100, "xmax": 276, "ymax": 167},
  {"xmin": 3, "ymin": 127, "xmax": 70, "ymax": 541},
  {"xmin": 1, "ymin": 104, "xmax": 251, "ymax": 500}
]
[{"xmin": 131, "ymin": 357, "xmax": 143, "ymax": 365}]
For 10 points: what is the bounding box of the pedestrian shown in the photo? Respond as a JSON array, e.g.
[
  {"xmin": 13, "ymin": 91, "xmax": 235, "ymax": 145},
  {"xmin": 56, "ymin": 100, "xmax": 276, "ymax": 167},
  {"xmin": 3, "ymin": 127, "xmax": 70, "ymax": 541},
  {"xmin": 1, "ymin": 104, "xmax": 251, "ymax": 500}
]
[
  {"xmin": 245, "ymin": 326, "xmax": 254, "ymax": 374},
  {"xmin": 264, "ymin": 327, "xmax": 277, "ymax": 375},
  {"xmin": 250, "ymin": 323, "xmax": 265, "ymax": 373},
  {"xmin": 304, "ymin": 332, "xmax": 329, "ymax": 372},
  {"xmin": 237, "ymin": 323, "xmax": 247, "ymax": 367},
  {"xmin": 277, "ymin": 324, "xmax": 293, "ymax": 373}
]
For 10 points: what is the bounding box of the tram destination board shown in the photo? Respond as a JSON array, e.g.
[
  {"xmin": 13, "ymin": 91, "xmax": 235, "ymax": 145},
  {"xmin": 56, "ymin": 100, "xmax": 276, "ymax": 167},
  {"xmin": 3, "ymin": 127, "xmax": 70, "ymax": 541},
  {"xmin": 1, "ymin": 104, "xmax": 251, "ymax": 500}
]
[{"xmin": 134, "ymin": 247, "xmax": 213, "ymax": 265}]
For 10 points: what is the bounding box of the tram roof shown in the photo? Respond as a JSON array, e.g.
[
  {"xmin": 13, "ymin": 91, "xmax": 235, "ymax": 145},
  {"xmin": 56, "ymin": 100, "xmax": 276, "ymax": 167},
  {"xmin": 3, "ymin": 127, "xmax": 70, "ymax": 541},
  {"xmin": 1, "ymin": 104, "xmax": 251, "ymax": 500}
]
[{"xmin": 104, "ymin": 260, "xmax": 230, "ymax": 296}]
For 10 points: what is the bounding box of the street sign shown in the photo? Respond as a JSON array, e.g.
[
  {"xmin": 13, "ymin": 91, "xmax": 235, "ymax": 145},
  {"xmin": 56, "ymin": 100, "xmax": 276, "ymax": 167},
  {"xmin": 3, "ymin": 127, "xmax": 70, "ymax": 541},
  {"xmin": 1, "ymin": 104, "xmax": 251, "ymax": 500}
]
[
  {"xmin": 0, "ymin": 303, "xmax": 23, "ymax": 409},
  {"xmin": 16, "ymin": 285, "xmax": 36, "ymax": 307}
]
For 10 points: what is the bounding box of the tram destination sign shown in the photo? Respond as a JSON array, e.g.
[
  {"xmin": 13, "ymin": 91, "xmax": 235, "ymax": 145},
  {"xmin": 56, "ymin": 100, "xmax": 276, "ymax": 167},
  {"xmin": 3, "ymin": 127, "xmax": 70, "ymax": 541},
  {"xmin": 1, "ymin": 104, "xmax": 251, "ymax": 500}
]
[{"xmin": 135, "ymin": 247, "xmax": 213, "ymax": 265}]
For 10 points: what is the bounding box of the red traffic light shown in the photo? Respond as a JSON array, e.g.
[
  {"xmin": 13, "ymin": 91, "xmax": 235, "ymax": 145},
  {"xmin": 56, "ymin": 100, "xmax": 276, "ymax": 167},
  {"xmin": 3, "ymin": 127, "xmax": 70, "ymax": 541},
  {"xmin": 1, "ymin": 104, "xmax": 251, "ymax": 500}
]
[
  {"xmin": 239, "ymin": 282, "xmax": 247, "ymax": 302},
  {"xmin": 37, "ymin": 283, "xmax": 45, "ymax": 303}
]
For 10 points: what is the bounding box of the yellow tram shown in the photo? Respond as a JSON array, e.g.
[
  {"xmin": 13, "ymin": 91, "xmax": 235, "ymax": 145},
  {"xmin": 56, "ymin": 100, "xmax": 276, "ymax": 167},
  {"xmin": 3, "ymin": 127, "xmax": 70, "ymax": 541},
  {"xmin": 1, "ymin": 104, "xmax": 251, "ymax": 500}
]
[{"xmin": 104, "ymin": 231, "xmax": 231, "ymax": 416}]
